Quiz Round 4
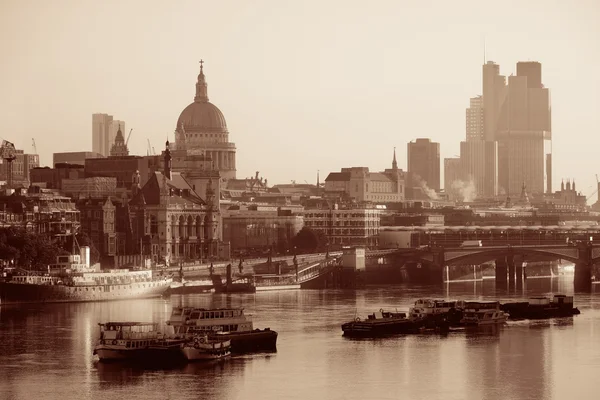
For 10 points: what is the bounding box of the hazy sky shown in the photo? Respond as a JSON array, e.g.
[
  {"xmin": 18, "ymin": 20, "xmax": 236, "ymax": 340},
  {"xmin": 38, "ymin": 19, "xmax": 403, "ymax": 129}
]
[{"xmin": 1, "ymin": 0, "xmax": 599, "ymax": 195}]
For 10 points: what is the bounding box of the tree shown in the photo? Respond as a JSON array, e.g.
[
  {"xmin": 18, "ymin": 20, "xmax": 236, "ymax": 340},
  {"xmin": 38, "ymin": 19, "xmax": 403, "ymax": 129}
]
[{"xmin": 291, "ymin": 227, "xmax": 319, "ymax": 253}]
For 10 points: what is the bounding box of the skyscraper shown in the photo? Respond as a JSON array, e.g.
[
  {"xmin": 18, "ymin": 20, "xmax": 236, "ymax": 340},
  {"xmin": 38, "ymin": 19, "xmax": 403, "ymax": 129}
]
[
  {"xmin": 92, "ymin": 114, "xmax": 126, "ymax": 157},
  {"xmin": 495, "ymin": 62, "xmax": 551, "ymax": 196},
  {"xmin": 466, "ymin": 96, "xmax": 484, "ymax": 141},
  {"xmin": 407, "ymin": 138, "xmax": 440, "ymax": 192}
]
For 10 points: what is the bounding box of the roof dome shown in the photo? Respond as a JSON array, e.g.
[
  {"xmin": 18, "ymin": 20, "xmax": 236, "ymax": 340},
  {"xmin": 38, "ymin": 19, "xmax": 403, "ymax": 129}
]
[
  {"xmin": 176, "ymin": 61, "xmax": 228, "ymax": 133},
  {"xmin": 176, "ymin": 101, "xmax": 227, "ymax": 132}
]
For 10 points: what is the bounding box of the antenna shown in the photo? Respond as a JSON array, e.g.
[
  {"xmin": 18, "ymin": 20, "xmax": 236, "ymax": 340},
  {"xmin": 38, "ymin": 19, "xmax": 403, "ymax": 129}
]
[{"xmin": 483, "ymin": 35, "xmax": 486, "ymax": 64}]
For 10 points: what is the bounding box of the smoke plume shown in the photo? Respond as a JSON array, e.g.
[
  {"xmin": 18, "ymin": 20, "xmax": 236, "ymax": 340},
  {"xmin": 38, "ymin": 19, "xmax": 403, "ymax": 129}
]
[
  {"xmin": 413, "ymin": 174, "xmax": 438, "ymax": 200},
  {"xmin": 451, "ymin": 179, "xmax": 476, "ymax": 202}
]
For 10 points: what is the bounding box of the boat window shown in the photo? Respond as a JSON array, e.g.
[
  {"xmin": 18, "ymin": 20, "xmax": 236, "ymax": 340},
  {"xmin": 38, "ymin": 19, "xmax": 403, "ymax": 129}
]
[
  {"xmin": 190, "ymin": 312, "xmax": 200, "ymax": 319},
  {"xmin": 209, "ymin": 312, "xmax": 214, "ymax": 318},
  {"xmin": 220, "ymin": 312, "xmax": 224, "ymax": 318},
  {"xmin": 199, "ymin": 313, "xmax": 205, "ymax": 319},
  {"xmin": 126, "ymin": 342, "xmax": 130, "ymax": 348}
]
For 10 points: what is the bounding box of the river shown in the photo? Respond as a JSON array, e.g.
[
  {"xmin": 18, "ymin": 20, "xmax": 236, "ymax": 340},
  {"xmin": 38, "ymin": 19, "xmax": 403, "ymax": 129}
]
[{"xmin": 1, "ymin": 277, "xmax": 599, "ymax": 400}]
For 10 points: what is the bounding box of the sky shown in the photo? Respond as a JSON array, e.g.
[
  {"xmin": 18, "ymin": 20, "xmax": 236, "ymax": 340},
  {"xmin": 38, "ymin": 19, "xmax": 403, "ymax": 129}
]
[{"xmin": 1, "ymin": 0, "xmax": 599, "ymax": 196}]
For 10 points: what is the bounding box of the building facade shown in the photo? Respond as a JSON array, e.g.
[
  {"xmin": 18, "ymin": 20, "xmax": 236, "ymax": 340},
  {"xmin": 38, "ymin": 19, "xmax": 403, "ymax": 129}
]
[
  {"xmin": 0, "ymin": 149, "xmax": 39, "ymax": 186},
  {"xmin": 407, "ymin": 138, "xmax": 440, "ymax": 193},
  {"xmin": 221, "ymin": 206, "xmax": 303, "ymax": 253},
  {"xmin": 53, "ymin": 151, "xmax": 105, "ymax": 167},
  {"xmin": 92, "ymin": 113, "xmax": 126, "ymax": 157},
  {"xmin": 460, "ymin": 140, "xmax": 498, "ymax": 198},
  {"xmin": 324, "ymin": 150, "xmax": 406, "ymax": 203},
  {"xmin": 302, "ymin": 205, "xmax": 381, "ymax": 248},
  {"xmin": 443, "ymin": 157, "xmax": 462, "ymax": 201},
  {"xmin": 466, "ymin": 95, "xmax": 484, "ymax": 141},
  {"xmin": 173, "ymin": 62, "xmax": 237, "ymax": 181}
]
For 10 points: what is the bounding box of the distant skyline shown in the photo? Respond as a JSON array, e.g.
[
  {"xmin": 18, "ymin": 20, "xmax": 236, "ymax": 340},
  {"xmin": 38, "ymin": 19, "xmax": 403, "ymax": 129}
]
[{"xmin": 1, "ymin": 0, "xmax": 599, "ymax": 195}]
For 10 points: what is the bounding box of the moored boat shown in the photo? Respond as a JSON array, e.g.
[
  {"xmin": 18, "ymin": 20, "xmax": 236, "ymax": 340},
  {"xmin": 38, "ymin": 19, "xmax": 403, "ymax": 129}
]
[
  {"xmin": 181, "ymin": 333, "xmax": 231, "ymax": 361},
  {"xmin": 500, "ymin": 295, "xmax": 580, "ymax": 320},
  {"xmin": 341, "ymin": 309, "xmax": 421, "ymax": 337},
  {"xmin": 460, "ymin": 301, "xmax": 509, "ymax": 326},
  {"xmin": 0, "ymin": 247, "xmax": 172, "ymax": 305},
  {"xmin": 93, "ymin": 322, "xmax": 184, "ymax": 362},
  {"xmin": 167, "ymin": 306, "xmax": 277, "ymax": 353}
]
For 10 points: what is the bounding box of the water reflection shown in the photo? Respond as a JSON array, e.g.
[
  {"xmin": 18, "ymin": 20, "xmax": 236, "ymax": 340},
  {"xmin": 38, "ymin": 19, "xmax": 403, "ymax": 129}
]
[{"xmin": 0, "ymin": 277, "xmax": 598, "ymax": 400}]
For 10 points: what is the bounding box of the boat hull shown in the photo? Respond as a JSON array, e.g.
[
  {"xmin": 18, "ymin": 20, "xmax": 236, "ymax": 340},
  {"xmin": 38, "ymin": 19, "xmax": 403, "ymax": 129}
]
[
  {"xmin": 94, "ymin": 341, "xmax": 186, "ymax": 363},
  {"xmin": 181, "ymin": 341, "xmax": 231, "ymax": 361},
  {"xmin": 342, "ymin": 319, "xmax": 422, "ymax": 337},
  {"xmin": 0, "ymin": 278, "xmax": 172, "ymax": 305},
  {"xmin": 500, "ymin": 303, "xmax": 581, "ymax": 320},
  {"xmin": 218, "ymin": 329, "xmax": 278, "ymax": 353}
]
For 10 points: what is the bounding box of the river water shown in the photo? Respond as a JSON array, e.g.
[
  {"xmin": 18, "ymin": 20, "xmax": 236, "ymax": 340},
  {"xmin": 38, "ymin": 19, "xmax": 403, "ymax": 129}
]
[{"xmin": 1, "ymin": 277, "xmax": 599, "ymax": 400}]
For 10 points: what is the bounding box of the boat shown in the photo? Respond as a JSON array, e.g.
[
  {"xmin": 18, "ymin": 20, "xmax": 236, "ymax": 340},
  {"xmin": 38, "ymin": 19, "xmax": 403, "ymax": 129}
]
[
  {"xmin": 0, "ymin": 246, "xmax": 172, "ymax": 305},
  {"xmin": 181, "ymin": 333, "xmax": 231, "ymax": 361},
  {"xmin": 167, "ymin": 306, "xmax": 277, "ymax": 353},
  {"xmin": 93, "ymin": 322, "xmax": 185, "ymax": 362},
  {"xmin": 500, "ymin": 295, "xmax": 581, "ymax": 320},
  {"xmin": 460, "ymin": 301, "xmax": 509, "ymax": 326},
  {"xmin": 409, "ymin": 299, "xmax": 463, "ymax": 326},
  {"xmin": 341, "ymin": 309, "xmax": 422, "ymax": 337}
]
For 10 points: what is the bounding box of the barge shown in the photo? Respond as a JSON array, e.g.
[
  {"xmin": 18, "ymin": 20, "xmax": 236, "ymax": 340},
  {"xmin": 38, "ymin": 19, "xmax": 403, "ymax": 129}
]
[{"xmin": 500, "ymin": 295, "xmax": 580, "ymax": 320}]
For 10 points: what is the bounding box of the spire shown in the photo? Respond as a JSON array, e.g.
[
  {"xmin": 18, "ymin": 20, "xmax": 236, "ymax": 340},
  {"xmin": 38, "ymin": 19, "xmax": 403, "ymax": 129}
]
[
  {"xmin": 194, "ymin": 59, "xmax": 209, "ymax": 103},
  {"xmin": 317, "ymin": 170, "xmax": 320, "ymax": 187},
  {"xmin": 392, "ymin": 147, "xmax": 398, "ymax": 170},
  {"xmin": 164, "ymin": 140, "xmax": 172, "ymax": 180},
  {"xmin": 561, "ymin": 179, "xmax": 564, "ymax": 191},
  {"xmin": 573, "ymin": 179, "xmax": 576, "ymax": 191}
]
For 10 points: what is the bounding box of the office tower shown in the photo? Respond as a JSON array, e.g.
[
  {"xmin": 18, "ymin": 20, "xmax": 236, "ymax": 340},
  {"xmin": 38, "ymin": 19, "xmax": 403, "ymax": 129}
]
[
  {"xmin": 466, "ymin": 96, "xmax": 484, "ymax": 141},
  {"xmin": 460, "ymin": 141, "xmax": 497, "ymax": 198},
  {"xmin": 92, "ymin": 114, "xmax": 126, "ymax": 157},
  {"xmin": 495, "ymin": 62, "xmax": 551, "ymax": 196},
  {"xmin": 407, "ymin": 138, "xmax": 440, "ymax": 192},
  {"xmin": 444, "ymin": 158, "xmax": 462, "ymax": 201},
  {"xmin": 482, "ymin": 61, "xmax": 507, "ymax": 142}
]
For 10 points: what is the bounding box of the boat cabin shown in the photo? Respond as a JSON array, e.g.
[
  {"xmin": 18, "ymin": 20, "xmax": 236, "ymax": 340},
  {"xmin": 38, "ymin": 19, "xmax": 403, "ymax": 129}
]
[
  {"xmin": 167, "ymin": 307, "xmax": 254, "ymax": 334},
  {"xmin": 367, "ymin": 311, "xmax": 407, "ymax": 320},
  {"xmin": 98, "ymin": 322, "xmax": 160, "ymax": 348}
]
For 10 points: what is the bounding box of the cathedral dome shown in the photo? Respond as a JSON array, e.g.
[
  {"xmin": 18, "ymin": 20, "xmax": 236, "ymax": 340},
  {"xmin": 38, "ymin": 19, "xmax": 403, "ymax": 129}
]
[
  {"xmin": 176, "ymin": 101, "xmax": 227, "ymax": 132},
  {"xmin": 175, "ymin": 61, "xmax": 228, "ymax": 133}
]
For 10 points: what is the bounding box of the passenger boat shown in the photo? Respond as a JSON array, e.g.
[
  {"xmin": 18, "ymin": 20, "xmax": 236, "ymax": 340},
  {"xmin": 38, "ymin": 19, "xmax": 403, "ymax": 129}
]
[
  {"xmin": 341, "ymin": 309, "xmax": 421, "ymax": 337},
  {"xmin": 460, "ymin": 301, "xmax": 509, "ymax": 326},
  {"xmin": 93, "ymin": 322, "xmax": 184, "ymax": 362},
  {"xmin": 500, "ymin": 295, "xmax": 581, "ymax": 320},
  {"xmin": 167, "ymin": 307, "xmax": 278, "ymax": 353},
  {"xmin": 181, "ymin": 333, "xmax": 231, "ymax": 361},
  {"xmin": 409, "ymin": 299, "xmax": 463, "ymax": 326},
  {"xmin": 0, "ymin": 246, "xmax": 172, "ymax": 305}
]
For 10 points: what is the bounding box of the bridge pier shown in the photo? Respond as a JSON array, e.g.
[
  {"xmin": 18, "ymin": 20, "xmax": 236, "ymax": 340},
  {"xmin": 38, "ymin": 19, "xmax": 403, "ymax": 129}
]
[
  {"xmin": 574, "ymin": 262, "xmax": 592, "ymax": 291},
  {"xmin": 495, "ymin": 257, "xmax": 508, "ymax": 286}
]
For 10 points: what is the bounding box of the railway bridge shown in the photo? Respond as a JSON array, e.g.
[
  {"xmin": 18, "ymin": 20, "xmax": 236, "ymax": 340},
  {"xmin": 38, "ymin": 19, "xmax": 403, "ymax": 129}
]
[{"xmin": 366, "ymin": 242, "xmax": 600, "ymax": 288}]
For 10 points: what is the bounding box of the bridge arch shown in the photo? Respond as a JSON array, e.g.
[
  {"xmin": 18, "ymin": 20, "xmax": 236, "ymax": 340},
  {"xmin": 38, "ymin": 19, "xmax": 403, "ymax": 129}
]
[{"xmin": 443, "ymin": 247, "xmax": 581, "ymax": 266}]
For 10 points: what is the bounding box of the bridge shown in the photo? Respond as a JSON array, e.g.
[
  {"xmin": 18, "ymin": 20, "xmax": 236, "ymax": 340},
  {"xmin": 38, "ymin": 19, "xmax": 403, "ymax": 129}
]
[{"xmin": 367, "ymin": 241, "xmax": 600, "ymax": 288}]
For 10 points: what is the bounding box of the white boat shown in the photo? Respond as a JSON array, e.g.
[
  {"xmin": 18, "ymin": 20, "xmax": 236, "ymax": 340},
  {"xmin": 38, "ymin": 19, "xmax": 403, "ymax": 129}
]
[
  {"xmin": 181, "ymin": 333, "xmax": 231, "ymax": 361},
  {"xmin": 1, "ymin": 246, "xmax": 172, "ymax": 304},
  {"xmin": 167, "ymin": 307, "xmax": 277, "ymax": 353},
  {"xmin": 409, "ymin": 299, "xmax": 458, "ymax": 320},
  {"xmin": 460, "ymin": 301, "xmax": 509, "ymax": 326},
  {"xmin": 94, "ymin": 322, "xmax": 161, "ymax": 361}
]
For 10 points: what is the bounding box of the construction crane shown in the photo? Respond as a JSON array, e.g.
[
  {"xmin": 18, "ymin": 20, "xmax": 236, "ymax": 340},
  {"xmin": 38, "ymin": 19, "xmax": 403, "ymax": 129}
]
[
  {"xmin": 146, "ymin": 139, "xmax": 157, "ymax": 155},
  {"xmin": 586, "ymin": 174, "xmax": 600, "ymax": 202},
  {"xmin": 125, "ymin": 129, "xmax": 133, "ymax": 146},
  {"xmin": 0, "ymin": 140, "xmax": 17, "ymax": 188},
  {"xmin": 32, "ymin": 138, "xmax": 38, "ymax": 154}
]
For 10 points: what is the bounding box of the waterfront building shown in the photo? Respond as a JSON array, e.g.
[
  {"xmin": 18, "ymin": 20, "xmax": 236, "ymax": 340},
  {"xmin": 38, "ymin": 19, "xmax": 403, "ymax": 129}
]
[
  {"xmin": 77, "ymin": 197, "xmax": 118, "ymax": 260},
  {"xmin": 302, "ymin": 203, "xmax": 381, "ymax": 248},
  {"xmin": 0, "ymin": 186, "xmax": 80, "ymax": 240},
  {"xmin": 173, "ymin": 61, "xmax": 237, "ymax": 181},
  {"xmin": 221, "ymin": 205, "xmax": 303, "ymax": 254},
  {"xmin": 127, "ymin": 142, "xmax": 225, "ymax": 264}
]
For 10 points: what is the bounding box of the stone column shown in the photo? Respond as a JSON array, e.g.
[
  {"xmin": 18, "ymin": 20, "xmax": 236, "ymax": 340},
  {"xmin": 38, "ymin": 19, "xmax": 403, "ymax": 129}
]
[{"xmin": 495, "ymin": 257, "xmax": 508, "ymax": 287}]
